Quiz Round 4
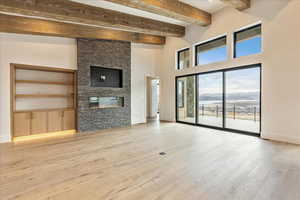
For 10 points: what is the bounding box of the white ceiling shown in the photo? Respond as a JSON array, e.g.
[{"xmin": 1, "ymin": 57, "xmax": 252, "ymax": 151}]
[
  {"xmin": 70, "ymin": 0, "xmax": 226, "ymax": 26},
  {"xmin": 179, "ymin": 0, "xmax": 226, "ymax": 13},
  {"xmin": 70, "ymin": 0, "xmax": 188, "ymax": 26}
]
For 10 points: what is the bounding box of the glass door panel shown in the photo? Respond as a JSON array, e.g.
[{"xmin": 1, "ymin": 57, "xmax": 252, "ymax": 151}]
[
  {"xmin": 176, "ymin": 76, "xmax": 196, "ymax": 123},
  {"xmin": 197, "ymin": 72, "xmax": 223, "ymax": 127},
  {"xmin": 225, "ymin": 67, "xmax": 260, "ymax": 133}
]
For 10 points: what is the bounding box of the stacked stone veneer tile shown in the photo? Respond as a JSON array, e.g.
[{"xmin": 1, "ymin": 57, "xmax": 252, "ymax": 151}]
[{"xmin": 77, "ymin": 39, "xmax": 131, "ymax": 132}]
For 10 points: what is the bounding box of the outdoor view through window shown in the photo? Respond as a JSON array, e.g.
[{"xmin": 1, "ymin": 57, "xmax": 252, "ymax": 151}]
[
  {"xmin": 177, "ymin": 66, "xmax": 260, "ymax": 134},
  {"xmin": 177, "ymin": 48, "xmax": 190, "ymax": 70},
  {"xmin": 195, "ymin": 36, "xmax": 227, "ymax": 65},
  {"xmin": 225, "ymin": 67, "xmax": 260, "ymax": 133},
  {"xmin": 177, "ymin": 28, "xmax": 261, "ymax": 134},
  {"xmin": 234, "ymin": 24, "xmax": 262, "ymax": 58}
]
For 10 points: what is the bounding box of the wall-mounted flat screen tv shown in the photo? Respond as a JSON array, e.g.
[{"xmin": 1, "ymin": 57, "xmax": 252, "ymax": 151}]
[{"xmin": 90, "ymin": 66, "xmax": 123, "ymax": 88}]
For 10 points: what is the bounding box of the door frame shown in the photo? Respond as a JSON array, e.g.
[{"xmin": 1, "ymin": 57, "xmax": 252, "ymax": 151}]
[
  {"xmin": 175, "ymin": 63, "xmax": 262, "ymax": 137},
  {"xmin": 146, "ymin": 76, "xmax": 160, "ymax": 121}
]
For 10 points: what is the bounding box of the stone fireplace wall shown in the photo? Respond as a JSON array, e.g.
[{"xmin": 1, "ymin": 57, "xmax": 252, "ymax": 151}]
[{"xmin": 77, "ymin": 39, "xmax": 131, "ymax": 132}]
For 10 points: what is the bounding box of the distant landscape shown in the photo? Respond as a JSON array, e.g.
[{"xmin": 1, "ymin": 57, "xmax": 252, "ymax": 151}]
[
  {"xmin": 198, "ymin": 91, "xmax": 260, "ymax": 120},
  {"xmin": 199, "ymin": 91, "xmax": 259, "ymax": 102}
]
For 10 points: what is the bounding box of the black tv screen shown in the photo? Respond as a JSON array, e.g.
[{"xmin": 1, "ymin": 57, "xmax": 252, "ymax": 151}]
[{"xmin": 90, "ymin": 66, "xmax": 123, "ymax": 88}]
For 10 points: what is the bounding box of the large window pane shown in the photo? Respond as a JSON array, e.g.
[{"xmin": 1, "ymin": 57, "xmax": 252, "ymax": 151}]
[
  {"xmin": 177, "ymin": 48, "xmax": 190, "ymax": 70},
  {"xmin": 176, "ymin": 76, "xmax": 196, "ymax": 123},
  {"xmin": 176, "ymin": 65, "xmax": 261, "ymax": 135},
  {"xmin": 198, "ymin": 72, "xmax": 223, "ymax": 127},
  {"xmin": 234, "ymin": 25, "xmax": 261, "ymax": 58},
  {"xmin": 225, "ymin": 67, "xmax": 260, "ymax": 133},
  {"xmin": 195, "ymin": 36, "xmax": 227, "ymax": 65}
]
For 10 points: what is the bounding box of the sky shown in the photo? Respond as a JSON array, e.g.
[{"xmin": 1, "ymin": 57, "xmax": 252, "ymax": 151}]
[
  {"xmin": 198, "ymin": 67, "xmax": 260, "ymax": 95},
  {"xmin": 197, "ymin": 36, "xmax": 261, "ymax": 96},
  {"xmin": 197, "ymin": 36, "xmax": 261, "ymax": 65},
  {"xmin": 235, "ymin": 37, "xmax": 261, "ymax": 58}
]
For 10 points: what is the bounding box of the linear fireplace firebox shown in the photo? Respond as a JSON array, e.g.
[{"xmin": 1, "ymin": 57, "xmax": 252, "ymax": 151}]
[
  {"xmin": 89, "ymin": 96, "xmax": 124, "ymax": 109},
  {"xmin": 90, "ymin": 66, "xmax": 123, "ymax": 88}
]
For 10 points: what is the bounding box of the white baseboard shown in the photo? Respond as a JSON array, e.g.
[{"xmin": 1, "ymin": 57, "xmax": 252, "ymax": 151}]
[
  {"xmin": 0, "ymin": 136, "xmax": 10, "ymax": 143},
  {"xmin": 131, "ymin": 120, "xmax": 146, "ymax": 125},
  {"xmin": 261, "ymin": 132, "xmax": 300, "ymax": 145}
]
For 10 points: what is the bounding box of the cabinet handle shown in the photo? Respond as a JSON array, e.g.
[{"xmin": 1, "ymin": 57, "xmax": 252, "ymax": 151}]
[{"xmin": 61, "ymin": 111, "xmax": 64, "ymax": 118}]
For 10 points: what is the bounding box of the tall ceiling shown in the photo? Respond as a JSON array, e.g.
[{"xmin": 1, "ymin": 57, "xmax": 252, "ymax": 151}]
[
  {"xmin": 180, "ymin": 0, "xmax": 226, "ymax": 13},
  {"xmin": 70, "ymin": 0, "xmax": 227, "ymax": 26},
  {"xmin": 0, "ymin": 0, "xmax": 250, "ymax": 45}
]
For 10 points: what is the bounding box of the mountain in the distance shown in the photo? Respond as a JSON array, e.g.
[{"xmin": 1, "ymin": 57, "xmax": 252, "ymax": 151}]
[{"xmin": 199, "ymin": 91, "xmax": 259, "ymax": 101}]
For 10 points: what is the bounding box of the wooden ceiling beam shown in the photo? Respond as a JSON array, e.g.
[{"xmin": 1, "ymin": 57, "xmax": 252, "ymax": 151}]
[
  {"xmin": 220, "ymin": 0, "xmax": 251, "ymax": 11},
  {"xmin": 103, "ymin": 0, "xmax": 211, "ymax": 26},
  {"xmin": 0, "ymin": 13, "xmax": 166, "ymax": 45},
  {"xmin": 0, "ymin": 0, "xmax": 185, "ymax": 37}
]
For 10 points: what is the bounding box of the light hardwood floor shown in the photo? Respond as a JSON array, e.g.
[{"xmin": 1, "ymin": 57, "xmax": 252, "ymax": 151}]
[{"xmin": 1, "ymin": 122, "xmax": 300, "ymax": 200}]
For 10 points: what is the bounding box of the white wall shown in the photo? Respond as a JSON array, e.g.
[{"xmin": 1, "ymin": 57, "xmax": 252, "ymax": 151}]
[
  {"xmin": 159, "ymin": 0, "xmax": 300, "ymax": 144},
  {"xmin": 131, "ymin": 43, "xmax": 162, "ymax": 124},
  {"xmin": 0, "ymin": 33, "xmax": 162, "ymax": 142},
  {"xmin": 0, "ymin": 33, "xmax": 77, "ymax": 143}
]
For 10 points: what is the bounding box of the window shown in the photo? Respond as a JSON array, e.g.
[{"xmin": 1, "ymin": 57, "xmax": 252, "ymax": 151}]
[
  {"xmin": 176, "ymin": 76, "xmax": 196, "ymax": 123},
  {"xmin": 176, "ymin": 64, "xmax": 261, "ymax": 136},
  {"xmin": 195, "ymin": 36, "xmax": 227, "ymax": 66},
  {"xmin": 177, "ymin": 48, "xmax": 190, "ymax": 70},
  {"xmin": 177, "ymin": 80, "xmax": 185, "ymax": 108},
  {"xmin": 225, "ymin": 67, "xmax": 261, "ymax": 133},
  {"xmin": 198, "ymin": 72, "xmax": 223, "ymax": 128},
  {"xmin": 234, "ymin": 24, "xmax": 261, "ymax": 58}
]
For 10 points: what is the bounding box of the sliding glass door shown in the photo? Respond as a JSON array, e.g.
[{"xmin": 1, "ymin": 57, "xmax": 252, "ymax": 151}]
[
  {"xmin": 197, "ymin": 72, "xmax": 223, "ymax": 127},
  {"xmin": 225, "ymin": 67, "xmax": 260, "ymax": 133},
  {"xmin": 176, "ymin": 64, "xmax": 261, "ymax": 135},
  {"xmin": 176, "ymin": 76, "xmax": 196, "ymax": 123}
]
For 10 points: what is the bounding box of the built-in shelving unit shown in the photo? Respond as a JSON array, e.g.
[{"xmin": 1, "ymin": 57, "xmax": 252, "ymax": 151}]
[{"xmin": 11, "ymin": 63, "xmax": 77, "ymax": 140}]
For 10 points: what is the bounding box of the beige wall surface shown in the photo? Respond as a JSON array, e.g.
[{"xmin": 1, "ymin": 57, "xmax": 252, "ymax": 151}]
[
  {"xmin": 159, "ymin": 0, "xmax": 300, "ymax": 144},
  {"xmin": 0, "ymin": 34, "xmax": 162, "ymax": 142},
  {"xmin": 131, "ymin": 43, "xmax": 162, "ymax": 124},
  {"xmin": 0, "ymin": 33, "xmax": 77, "ymax": 143}
]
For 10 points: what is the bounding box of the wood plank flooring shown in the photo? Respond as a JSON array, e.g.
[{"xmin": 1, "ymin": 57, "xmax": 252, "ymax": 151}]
[{"xmin": 1, "ymin": 122, "xmax": 300, "ymax": 200}]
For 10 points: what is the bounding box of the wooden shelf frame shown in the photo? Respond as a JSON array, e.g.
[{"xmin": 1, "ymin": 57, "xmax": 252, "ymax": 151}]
[
  {"xmin": 14, "ymin": 107, "xmax": 75, "ymax": 113},
  {"xmin": 12, "ymin": 63, "xmax": 76, "ymax": 73},
  {"xmin": 10, "ymin": 63, "xmax": 77, "ymax": 141},
  {"xmin": 16, "ymin": 80, "xmax": 74, "ymax": 85},
  {"xmin": 16, "ymin": 94, "xmax": 74, "ymax": 98}
]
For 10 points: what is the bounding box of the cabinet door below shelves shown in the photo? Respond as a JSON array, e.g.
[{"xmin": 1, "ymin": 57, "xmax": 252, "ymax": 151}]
[
  {"xmin": 14, "ymin": 112, "xmax": 31, "ymax": 137},
  {"xmin": 48, "ymin": 111, "xmax": 63, "ymax": 132},
  {"xmin": 31, "ymin": 111, "xmax": 48, "ymax": 135},
  {"xmin": 63, "ymin": 110, "xmax": 75, "ymax": 130}
]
